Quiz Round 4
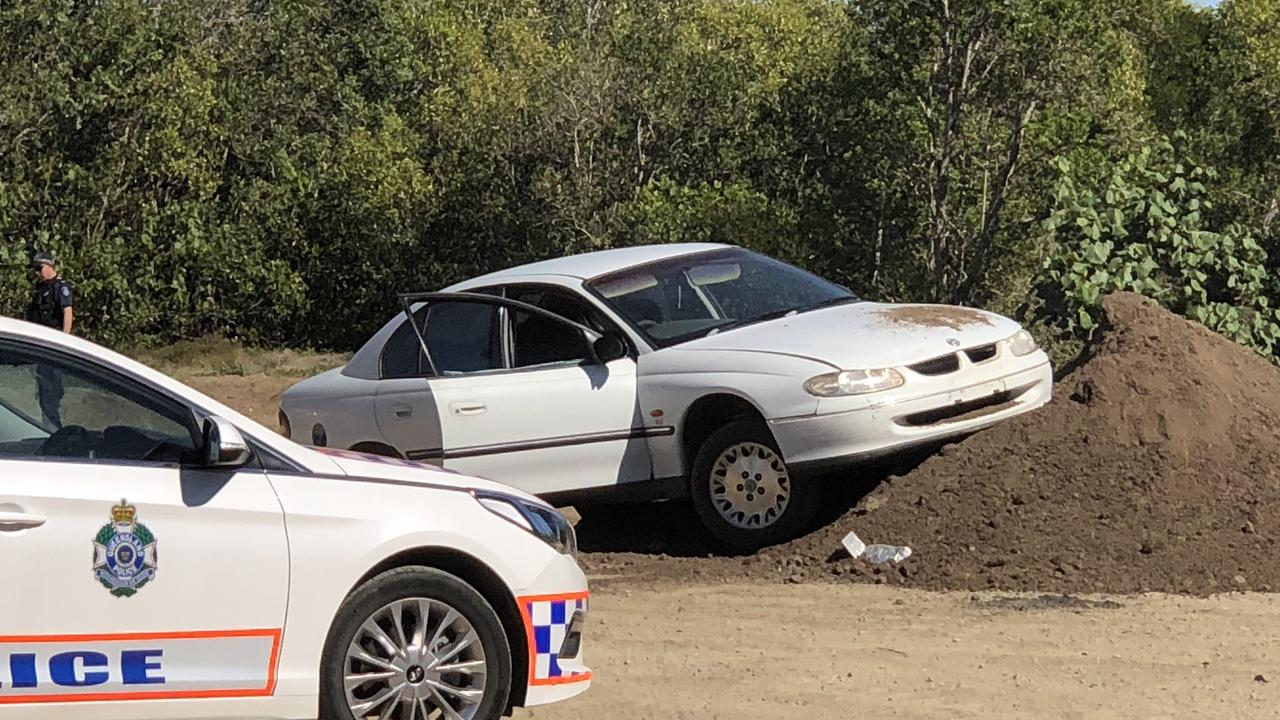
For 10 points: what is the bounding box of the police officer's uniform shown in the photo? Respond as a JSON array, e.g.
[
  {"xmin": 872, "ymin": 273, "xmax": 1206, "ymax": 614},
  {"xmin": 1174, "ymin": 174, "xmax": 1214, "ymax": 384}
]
[{"xmin": 25, "ymin": 253, "xmax": 74, "ymax": 427}]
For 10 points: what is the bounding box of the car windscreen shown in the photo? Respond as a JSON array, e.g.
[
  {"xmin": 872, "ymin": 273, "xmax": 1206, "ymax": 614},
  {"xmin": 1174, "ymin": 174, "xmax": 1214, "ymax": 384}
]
[{"xmin": 587, "ymin": 248, "xmax": 858, "ymax": 348}]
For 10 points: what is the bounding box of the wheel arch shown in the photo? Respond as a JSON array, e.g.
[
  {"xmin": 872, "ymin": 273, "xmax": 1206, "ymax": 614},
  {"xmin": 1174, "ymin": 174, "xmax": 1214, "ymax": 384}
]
[
  {"xmin": 340, "ymin": 546, "xmax": 531, "ymax": 710},
  {"xmin": 680, "ymin": 393, "xmax": 771, "ymax": 473}
]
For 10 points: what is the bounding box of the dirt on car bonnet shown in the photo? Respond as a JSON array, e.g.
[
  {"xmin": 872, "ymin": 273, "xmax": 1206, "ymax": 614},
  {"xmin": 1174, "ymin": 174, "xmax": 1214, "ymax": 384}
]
[
  {"xmin": 873, "ymin": 304, "xmax": 994, "ymax": 331},
  {"xmin": 582, "ymin": 292, "xmax": 1280, "ymax": 595}
]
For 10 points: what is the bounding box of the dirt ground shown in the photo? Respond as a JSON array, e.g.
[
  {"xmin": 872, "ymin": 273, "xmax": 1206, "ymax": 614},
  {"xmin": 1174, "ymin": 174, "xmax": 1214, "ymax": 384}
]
[
  {"xmin": 131, "ymin": 336, "xmax": 348, "ymax": 430},
  {"xmin": 523, "ymin": 581, "xmax": 1279, "ymax": 720}
]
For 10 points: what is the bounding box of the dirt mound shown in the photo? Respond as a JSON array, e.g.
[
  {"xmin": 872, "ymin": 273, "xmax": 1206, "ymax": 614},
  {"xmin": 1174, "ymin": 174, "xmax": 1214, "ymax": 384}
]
[
  {"xmin": 753, "ymin": 292, "xmax": 1280, "ymax": 594},
  {"xmin": 582, "ymin": 292, "xmax": 1280, "ymax": 594}
]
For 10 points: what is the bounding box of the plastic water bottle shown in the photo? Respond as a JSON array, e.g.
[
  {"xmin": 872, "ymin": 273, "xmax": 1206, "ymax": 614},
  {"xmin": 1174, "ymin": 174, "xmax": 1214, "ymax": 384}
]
[
  {"xmin": 842, "ymin": 531, "xmax": 912, "ymax": 565},
  {"xmin": 863, "ymin": 544, "xmax": 913, "ymax": 564}
]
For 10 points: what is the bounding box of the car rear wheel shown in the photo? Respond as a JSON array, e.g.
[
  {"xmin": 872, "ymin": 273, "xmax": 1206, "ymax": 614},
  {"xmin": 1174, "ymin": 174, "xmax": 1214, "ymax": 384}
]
[
  {"xmin": 320, "ymin": 567, "xmax": 512, "ymax": 720},
  {"xmin": 690, "ymin": 419, "xmax": 820, "ymax": 553}
]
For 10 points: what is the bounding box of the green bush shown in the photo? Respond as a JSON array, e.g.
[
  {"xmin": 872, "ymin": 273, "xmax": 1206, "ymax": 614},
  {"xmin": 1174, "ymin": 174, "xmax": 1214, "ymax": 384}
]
[{"xmin": 1032, "ymin": 135, "xmax": 1280, "ymax": 359}]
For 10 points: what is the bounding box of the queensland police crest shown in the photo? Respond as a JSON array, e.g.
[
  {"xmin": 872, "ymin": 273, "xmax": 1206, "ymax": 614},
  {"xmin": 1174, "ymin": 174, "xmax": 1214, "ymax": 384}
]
[{"xmin": 92, "ymin": 500, "xmax": 157, "ymax": 598}]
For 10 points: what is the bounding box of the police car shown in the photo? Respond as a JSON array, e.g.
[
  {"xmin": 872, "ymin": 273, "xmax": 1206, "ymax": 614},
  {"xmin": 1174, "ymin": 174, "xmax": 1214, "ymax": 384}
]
[{"xmin": 0, "ymin": 318, "xmax": 590, "ymax": 719}]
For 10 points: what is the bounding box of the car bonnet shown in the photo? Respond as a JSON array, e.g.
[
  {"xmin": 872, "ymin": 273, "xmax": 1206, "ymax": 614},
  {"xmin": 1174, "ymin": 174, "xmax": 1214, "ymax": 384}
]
[{"xmin": 676, "ymin": 301, "xmax": 1024, "ymax": 368}]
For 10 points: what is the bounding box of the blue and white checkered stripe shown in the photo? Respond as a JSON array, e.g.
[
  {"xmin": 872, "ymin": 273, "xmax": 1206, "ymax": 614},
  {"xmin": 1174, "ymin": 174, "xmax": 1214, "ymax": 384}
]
[{"xmin": 527, "ymin": 596, "xmax": 588, "ymax": 682}]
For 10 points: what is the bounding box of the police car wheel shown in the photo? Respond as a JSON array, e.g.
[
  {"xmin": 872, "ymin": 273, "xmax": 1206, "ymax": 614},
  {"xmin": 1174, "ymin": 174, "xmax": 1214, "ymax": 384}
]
[{"xmin": 320, "ymin": 566, "xmax": 513, "ymax": 720}]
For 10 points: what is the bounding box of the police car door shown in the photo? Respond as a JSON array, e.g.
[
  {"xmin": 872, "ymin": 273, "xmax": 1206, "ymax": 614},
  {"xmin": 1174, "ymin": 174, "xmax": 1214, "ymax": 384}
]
[{"xmin": 0, "ymin": 339, "xmax": 288, "ymax": 719}]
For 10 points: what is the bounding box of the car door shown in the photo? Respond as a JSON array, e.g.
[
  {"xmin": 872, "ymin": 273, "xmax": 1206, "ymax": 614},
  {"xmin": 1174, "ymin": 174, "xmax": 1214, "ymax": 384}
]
[
  {"xmin": 0, "ymin": 340, "xmax": 288, "ymax": 719},
  {"xmin": 370, "ymin": 304, "xmax": 448, "ymax": 459},
  {"xmin": 374, "ymin": 294, "xmax": 655, "ymax": 495}
]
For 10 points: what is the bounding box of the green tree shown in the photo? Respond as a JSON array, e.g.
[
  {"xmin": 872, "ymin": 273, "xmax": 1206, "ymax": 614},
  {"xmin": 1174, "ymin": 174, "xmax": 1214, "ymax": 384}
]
[{"xmin": 821, "ymin": 0, "xmax": 1154, "ymax": 312}]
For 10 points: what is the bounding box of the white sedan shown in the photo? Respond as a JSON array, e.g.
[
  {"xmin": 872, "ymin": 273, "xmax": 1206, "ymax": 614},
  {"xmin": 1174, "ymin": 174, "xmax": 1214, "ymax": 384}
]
[
  {"xmin": 0, "ymin": 319, "xmax": 590, "ymax": 719},
  {"xmin": 282, "ymin": 243, "xmax": 1052, "ymax": 550}
]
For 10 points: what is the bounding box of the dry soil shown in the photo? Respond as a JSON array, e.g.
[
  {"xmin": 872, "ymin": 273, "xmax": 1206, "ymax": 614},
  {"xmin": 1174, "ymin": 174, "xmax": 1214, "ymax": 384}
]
[{"xmin": 521, "ymin": 581, "xmax": 1280, "ymax": 720}]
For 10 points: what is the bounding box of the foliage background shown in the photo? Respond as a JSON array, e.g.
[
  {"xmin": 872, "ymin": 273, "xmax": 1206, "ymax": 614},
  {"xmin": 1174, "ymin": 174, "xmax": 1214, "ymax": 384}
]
[{"xmin": 1, "ymin": 0, "xmax": 1276, "ymax": 357}]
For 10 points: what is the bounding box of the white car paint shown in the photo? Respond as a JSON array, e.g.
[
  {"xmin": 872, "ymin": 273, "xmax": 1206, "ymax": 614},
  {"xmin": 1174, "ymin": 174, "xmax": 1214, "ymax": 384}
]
[
  {"xmin": 282, "ymin": 243, "xmax": 1052, "ymax": 526},
  {"xmin": 0, "ymin": 319, "xmax": 590, "ymax": 718}
]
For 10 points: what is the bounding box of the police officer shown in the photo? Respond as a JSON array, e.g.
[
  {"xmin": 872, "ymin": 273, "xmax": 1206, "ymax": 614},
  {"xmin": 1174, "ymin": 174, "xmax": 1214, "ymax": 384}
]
[{"xmin": 26, "ymin": 251, "xmax": 74, "ymax": 427}]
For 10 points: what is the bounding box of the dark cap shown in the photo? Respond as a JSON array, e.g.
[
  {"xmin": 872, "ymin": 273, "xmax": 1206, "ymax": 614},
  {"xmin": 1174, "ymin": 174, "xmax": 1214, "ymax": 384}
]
[{"xmin": 30, "ymin": 251, "xmax": 56, "ymax": 269}]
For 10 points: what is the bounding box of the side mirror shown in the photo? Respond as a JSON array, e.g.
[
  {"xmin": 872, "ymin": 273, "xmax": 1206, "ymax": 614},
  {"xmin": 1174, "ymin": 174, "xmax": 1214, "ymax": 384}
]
[
  {"xmin": 591, "ymin": 333, "xmax": 629, "ymax": 364},
  {"xmin": 202, "ymin": 416, "xmax": 251, "ymax": 468}
]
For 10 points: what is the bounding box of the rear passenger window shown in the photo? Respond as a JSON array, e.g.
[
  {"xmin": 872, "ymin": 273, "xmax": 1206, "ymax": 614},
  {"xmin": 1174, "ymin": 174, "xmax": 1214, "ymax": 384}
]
[{"xmin": 381, "ymin": 309, "xmax": 428, "ymax": 379}]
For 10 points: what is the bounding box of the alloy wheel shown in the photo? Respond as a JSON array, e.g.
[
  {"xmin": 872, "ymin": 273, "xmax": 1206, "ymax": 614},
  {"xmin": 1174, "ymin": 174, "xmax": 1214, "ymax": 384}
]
[
  {"xmin": 709, "ymin": 441, "xmax": 791, "ymax": 530},
  {"xmin": 344, "ymin": 597, "xmax": 488, "ymax": 720}
]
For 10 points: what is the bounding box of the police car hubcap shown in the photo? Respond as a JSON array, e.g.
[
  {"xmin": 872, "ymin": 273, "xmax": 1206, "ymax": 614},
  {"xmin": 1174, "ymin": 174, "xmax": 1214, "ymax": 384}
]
[
  {"xmin": 344, "ymin": 597, "xmax": 487, "ymax": 719},
  {"xmin": 710, "ymin": 442, "xmax": 791, "ymax": 530}
]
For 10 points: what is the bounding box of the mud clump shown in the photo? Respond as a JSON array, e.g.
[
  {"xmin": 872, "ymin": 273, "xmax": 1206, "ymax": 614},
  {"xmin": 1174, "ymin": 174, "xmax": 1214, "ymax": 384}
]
[
  {"xmin": 582, "ymin": 292, "xmax": 1280, "ymax": 595},
  {"xmin": 772, "ymin": 292, "xmax": 1280, "ymax": 594}
]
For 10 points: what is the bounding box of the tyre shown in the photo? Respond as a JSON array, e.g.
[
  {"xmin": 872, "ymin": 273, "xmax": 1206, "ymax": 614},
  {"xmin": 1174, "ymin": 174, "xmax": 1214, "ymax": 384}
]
[
  {"xmin": 320, "ymin": 567, "xmax": 513, "ymax": 720},
  {"xmin": 690, "ymin": 419, "xmax": 821, "ymax": 553}
]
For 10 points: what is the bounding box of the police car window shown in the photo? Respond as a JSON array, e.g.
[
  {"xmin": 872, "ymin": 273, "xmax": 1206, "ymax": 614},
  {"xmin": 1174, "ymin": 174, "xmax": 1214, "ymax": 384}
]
[{"xmin": 0, "ymin": 343, "xmax": 201, "ymax": 463}]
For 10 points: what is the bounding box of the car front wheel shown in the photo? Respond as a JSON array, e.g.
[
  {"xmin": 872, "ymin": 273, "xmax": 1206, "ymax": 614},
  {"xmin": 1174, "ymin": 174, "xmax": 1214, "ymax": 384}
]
[
  {"xmin": 320, "ymin": 567, "xmax": 513, "ymax": 720},
  {"xmin": 690, "ymin": 419, "xmax": 820, "ymax": 553}
]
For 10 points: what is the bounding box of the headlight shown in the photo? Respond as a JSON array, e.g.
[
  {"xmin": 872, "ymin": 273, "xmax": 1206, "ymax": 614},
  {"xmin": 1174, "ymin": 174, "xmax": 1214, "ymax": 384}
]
[
  {"xmin": 804, "ymin": 368, "xmax": 905, "ymax": 396},
  {"xmin": 474, "ymin": 490, "xmax": 577, "ymax": 557},
  {"xmin": 1007, "ymin": 329, "xmax": 1039, "ymax": 357}
]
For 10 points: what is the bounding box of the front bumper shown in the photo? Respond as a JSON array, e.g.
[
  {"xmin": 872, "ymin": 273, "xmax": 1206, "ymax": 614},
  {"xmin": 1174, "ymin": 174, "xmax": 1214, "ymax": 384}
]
[
  {"xmin": 514, "ymin": 556, "xmax": 593, "ymax": 707},
  {"xmin": 770, "ymin": 359, "xmax": 1052, "ymax": 471}
]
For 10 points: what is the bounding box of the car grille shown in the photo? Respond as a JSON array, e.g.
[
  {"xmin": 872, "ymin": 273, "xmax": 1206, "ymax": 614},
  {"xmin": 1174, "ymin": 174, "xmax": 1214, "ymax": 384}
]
[
  {"xmin": 964, "ymin": 343, "xmax": 998, "ymax": 364},
  {"xmin": 909, "ymin": 353, "xmax": 961, "ymax": 375},
  {"xmin": 909, "ymin": 343, "xmax": 1001, "ymax": 376},
  {"xmin": 899, "ymin": 390, "xmax": 1014, "ymax": 427}
]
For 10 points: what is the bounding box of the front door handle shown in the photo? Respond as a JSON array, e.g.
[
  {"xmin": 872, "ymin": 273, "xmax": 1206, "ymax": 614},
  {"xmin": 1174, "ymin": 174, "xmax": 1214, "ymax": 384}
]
[
  {"xmin": 392, "ymin": 403, "xmax": 413, "ymax": 419},
  {"xmin": 450, "ymin": 401, "xmax": 487, "ymax": 416},
  {"xmin": 0, "ymin": 512, "xmax": 46, "ymax": 531}
]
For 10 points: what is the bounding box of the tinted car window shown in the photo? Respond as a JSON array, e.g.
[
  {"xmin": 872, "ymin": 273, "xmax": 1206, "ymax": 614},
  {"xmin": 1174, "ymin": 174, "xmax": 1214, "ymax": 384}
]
[
  {"xmin": 0, "ymin": 343, "xmax": 200, "ymax": 463},
  {"xmin": 381, "ymin": 308, "xmax": 429, "ymax": 379},
  {"xmin": 423, "ymin": 302, "xmax": 504, "ymax": 374},
  {"xmin": 381, "ymin": 303, "xmax": 504, "ymax": 378}
]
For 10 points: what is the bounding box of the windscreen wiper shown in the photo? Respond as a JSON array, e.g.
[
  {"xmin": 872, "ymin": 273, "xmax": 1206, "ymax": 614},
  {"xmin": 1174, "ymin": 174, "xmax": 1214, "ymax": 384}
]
[
  {"xmin": 803, "ymin": 295, "xmax": 862, "ymax": 312},
  {"xmin": 705, "ymin": 307, "xmax": 801, "ymax": 336}
]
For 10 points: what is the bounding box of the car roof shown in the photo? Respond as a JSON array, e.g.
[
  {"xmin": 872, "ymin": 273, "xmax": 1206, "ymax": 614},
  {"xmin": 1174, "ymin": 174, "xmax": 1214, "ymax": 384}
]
[{"xmin": 451, "ymin": 242, "xmax": 731, "ymax": 287}]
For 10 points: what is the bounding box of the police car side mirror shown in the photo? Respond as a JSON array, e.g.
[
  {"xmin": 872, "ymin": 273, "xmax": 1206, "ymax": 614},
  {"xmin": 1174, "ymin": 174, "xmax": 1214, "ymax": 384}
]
[{"xmin": 202, "ymin": 416, "xmax": 251, "ymax": 468}]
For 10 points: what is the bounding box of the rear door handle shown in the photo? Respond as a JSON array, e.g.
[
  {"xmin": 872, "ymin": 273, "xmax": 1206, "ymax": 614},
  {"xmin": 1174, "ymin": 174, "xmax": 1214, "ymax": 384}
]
[
  {"xmin": 450, "ymin": 401, "xmax": 487, "ymax": 416},
  {"xmin": 0, "ymin": 512, "xmax": 46, "ymax": 531},
  {"xmin": 392, "ymin": 403, "xmax": 413, "ymax": 419}
]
